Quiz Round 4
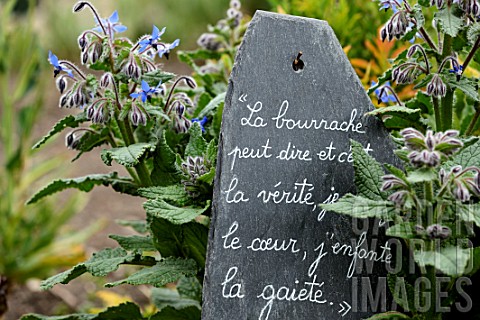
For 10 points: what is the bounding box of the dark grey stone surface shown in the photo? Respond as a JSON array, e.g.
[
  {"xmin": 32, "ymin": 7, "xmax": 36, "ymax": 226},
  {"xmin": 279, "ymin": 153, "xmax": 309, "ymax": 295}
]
[{"xmin": 202, "ymin": 11, "xmax": 399, "ymax": 320}]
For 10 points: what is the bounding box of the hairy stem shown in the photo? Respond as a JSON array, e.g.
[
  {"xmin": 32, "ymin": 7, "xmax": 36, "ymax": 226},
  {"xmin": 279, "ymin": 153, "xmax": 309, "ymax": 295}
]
[
  {"xmin": 432, "ymin": 97, "xmax": 442, "ymax": 131},
  {"xmin": 465, "ymin": 101, "xmax": 480, "ymax": 136},
  {"xmin": 441, "ymin": 34, "xmax": 454, "ymax": 130}
]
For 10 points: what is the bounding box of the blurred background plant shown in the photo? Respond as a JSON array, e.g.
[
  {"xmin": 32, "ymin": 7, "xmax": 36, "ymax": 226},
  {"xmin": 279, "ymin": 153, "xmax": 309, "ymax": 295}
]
[{"xmin": 0, "ymin": 0, "xmax": 98, "ymax": 317}]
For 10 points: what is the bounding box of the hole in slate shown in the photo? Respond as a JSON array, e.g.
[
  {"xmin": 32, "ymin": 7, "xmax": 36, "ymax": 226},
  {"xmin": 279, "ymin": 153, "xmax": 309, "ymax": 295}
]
[{"xmin": 292, "ymin": 52, "xmax": 304, "ymax": 73}]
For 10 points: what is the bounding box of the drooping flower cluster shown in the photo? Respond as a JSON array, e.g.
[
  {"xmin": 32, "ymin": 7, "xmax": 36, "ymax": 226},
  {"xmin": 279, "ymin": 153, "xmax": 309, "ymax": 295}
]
[
  {"xmin": 439, "ymin": 165, "xmax": 480, "ymax": 202},
  {"xmin": 48, "ymin": 1, "xmax": 195, "ymax": 133},
  {"xmin": 380, "ymin": 10, "xmax": 410, "ymax": 41},
  {"xmin": 400, "ymin": 128, "xmax": 463, "ymax": 167}
]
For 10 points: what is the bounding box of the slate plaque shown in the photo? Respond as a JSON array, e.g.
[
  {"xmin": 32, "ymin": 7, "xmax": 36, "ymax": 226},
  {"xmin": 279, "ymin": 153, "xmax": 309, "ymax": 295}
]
[{"xmin": 202, "ymin": 11, "xmax": 399, "ymax": 320}]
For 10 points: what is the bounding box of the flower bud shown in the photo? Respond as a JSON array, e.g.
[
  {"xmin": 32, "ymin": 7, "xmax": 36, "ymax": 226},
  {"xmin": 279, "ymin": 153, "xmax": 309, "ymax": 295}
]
[
  {"xmin": 82, "ymin": 52, "xmax": 88, "ymax": 65},
  {"xmin": 426, "ymin": 224, "xmax": 451, "ymax": 240},
  {"xmin": 451, "ymin": 165, "xmax": 463, "ymax": 175},
  {"xmin": 426, "ymin": 74, "xmax": 446, "ymax": 97},
  {"xmin": 407, "ymin": 45, "xmax": 417, "ymax": 58},
  {"xmin": 230, "ymin": 0, "xmax": 241, "ymax": 9},
  {"xmin": 73, "ymin": 1, "xmax": 87, "ymax": 12},
  {"xmin": 227, "ymin": 8, "xmax": 238, "ymax": 19},
  {"xmin": 184, "ymin": 76, "xmax": 197, "ymax": 89},
  {"xmin": 100, "ymin": 73, "xmax": 111, "ymax": 88},
  {"xmin": 439, "ymin": 168, "xmax": 447, "ymax": 184},
  {"xmin": 59, "ymin": 94, "xmax": 68, "ymax": 108},
  {"xmin": 78, "ymin": 35, "xmax": 87, "ymax": 50},
  {"xmin": 453, "ymin": 181, "xmax": 471, "ymax": 202},
  {"xmin": 388, "ymin": 190, "xmax": 409, "ymax": 207},
  {"xmin": 87, "ymin": 105, "xmax": 95, "ymax": 119},
  {"xmin": 56, "ymin": 76, "xmax": 67, "ymax": 94}
]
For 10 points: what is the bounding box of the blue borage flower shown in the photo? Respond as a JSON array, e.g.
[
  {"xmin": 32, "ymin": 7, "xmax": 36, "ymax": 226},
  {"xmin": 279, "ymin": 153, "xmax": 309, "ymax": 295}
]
[
  {"xmin": 449, "ymin": 64, "xmax": 463, "ymax": 81},
  {"xmin": 158, "ymin": 39, "xmax": 180, "ymax": 59},
  {"xmin": 130, "ymin": 80, "xmax": 163, "ymax": 103},
  {"xmin": 371, "ymin": 81, "xmax": 396, "ymax": 103},
  {"xmin": 377, "ymin": 0, "xmax": 403, "ymax": 12},
  {"xmin": 192, "ymin": 116, "xmax": 208, "ymax": 132},
  {"xmin": 138, "ymin": 25, "xmax": 166, "ymax": 53},
  {"xmin": 48, "ymin": 51, "xmax": 74, "ymax": 78},
  {"xmin": 93, "ymin": 10, "xmax": 127, "ymax": 37}
]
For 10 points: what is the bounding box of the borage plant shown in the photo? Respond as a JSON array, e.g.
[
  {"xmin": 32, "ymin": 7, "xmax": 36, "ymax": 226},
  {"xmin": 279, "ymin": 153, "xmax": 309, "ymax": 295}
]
[
  {"xmin": 22, "ymin": 1, "xmax": 249, "ymax": 318},
  {"xmin": 369, "ymin": 0, "xmax": 480, "ymax": 134},
  {"xmin": 322, "ymin": 131, "xmax": 480, "ymax": 319}
]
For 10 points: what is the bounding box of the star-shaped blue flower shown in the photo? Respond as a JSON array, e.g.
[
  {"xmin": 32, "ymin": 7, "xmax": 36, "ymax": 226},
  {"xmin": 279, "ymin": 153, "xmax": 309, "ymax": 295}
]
[
  {"xmin": 138, "ymin": 25, "xmax": 166, "ymax": 53},
  {"xmin": 449, "ymin": 64, "xmax": 463, "ymax": 81},
  {"xmin": 158, "ymin": 39, "xmax": 180, "ymax": 59},
  {"xmin": 192, "ymin": 116, "xmax": 208, "ymax": 132},
  {"xmin": 378, "ymin": 0, "xmax": 403, "ymax": 12},
  {"xmin": 372, "ymin": 81, "xmax": 396, "ymax": 103},
  {"xmin": 130, "ymin": 80, "xmax": 163, "ymax": 103},
  {"xmin": 94, "ymin": 11, "xmax": 127, "ymax": 36},
  {"xmin": 48, "ymin": 51, "xmax": 74, "ymax": 78}
]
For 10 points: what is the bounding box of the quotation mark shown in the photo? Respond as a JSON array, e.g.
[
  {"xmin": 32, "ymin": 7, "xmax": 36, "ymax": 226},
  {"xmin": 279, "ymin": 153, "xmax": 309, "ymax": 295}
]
[
  {"xmin": 338, "ymin": 301, "xmax": 351, "ymax": 317},
  {"xmin": 238, "ymin": 93, "xmax": 248, "ymax": 103}
]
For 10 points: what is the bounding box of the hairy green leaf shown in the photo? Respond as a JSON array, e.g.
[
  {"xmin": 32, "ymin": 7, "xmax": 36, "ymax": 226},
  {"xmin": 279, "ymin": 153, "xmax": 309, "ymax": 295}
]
[
  {"xmin": 144, "ymin": 199, "xmax": 209, "ymax": 225},
  {"xmin": 185, "ymin": 122, "xmax": 208, "ymax": 157},
  {"xmin": 198, "ymin": 92, "xmax": 226, "ymax": 118},
  {"xmin": 450, "ymin": 140, "xmax": 480, "ymax": 168},
  {"xmin": 384, "ymin": 164, "xmax": 408, "ymax": 182},
  {"xmin": 446, "ymin": 74, "xmax": 479, "ymax": 101},
  {"xmin": 351, "ymin": 140, "xmax": 387, "ymax": 201},
  {"xmin": 150, "ymin": 306, "xmax": 201, "ymax": 320},
  {"xmin": 435, "ymin": 6, "xmax": 464, "ymax": 37},
  {"xmin": 367, "ymin": 105, "xmax": 423, "ymax": 130},
  {"xmin": 150, "ymin": 131, "xmax": 182, "ymax": 186},
  {"xmin": 105, "ymin": 258, "xmax": 197, "ymax": 288},
  {"xmin": 193, "ymin": 92, "xmax": 213, "ymax": 118},
  {"xmin": 109, "ymin": 235, "xmax": 156, "ymax": 251},
  {"xmin": 40, "ymin": 248, "xmax": 139, "ymax": 289},
  {"xmin": 178, "ymin": 49, "xmax": 222, "ymax": 61},
  {"xmin": 101, "ymin": 143, "xmax": 154, "ymax": 167},
  {"xmin": 414, "ymin": 246, "xmax": 471, "ymax": 276},
  {"xmin": 406, "ymin": 168, "xmax": 437, "ymax": 184},
  {"xmin": 140, "ymin": 70, "xmax": 175, "ymax": 87},
  {"xmin": 458, "ymin": 203, "xmax": 480, "ymax": 227},
  {"xmin": 320, "ymin": 194, "xmax": 397, "ymax": 220},
  {"xmin": 27, "ymin": 173, "xmax": 131, "ymax": 204},
  {"xmin": 412, "ymin": 5, "xmax": 425, "ymax": 29},
  {"xmin": 138, "ymin": 185, "xmax": 190, "ymax": 204},
  {"xmin": 148, "ymin": 215, "xmax": 208, "ymax": 267},
  {"xmin": 177, "ymin": 276, "xmax": 202, "ymax": 302},
  {"xmin": 32, "ymin": 114, "xmax": 87, "ymax": 149},
  {"xmin": 151, "ymin": 287, "xmax": 200, "ymax": 311},
  {"xmin": 206, "ymin": 139, "xmax": 218, "ymax": 163}
]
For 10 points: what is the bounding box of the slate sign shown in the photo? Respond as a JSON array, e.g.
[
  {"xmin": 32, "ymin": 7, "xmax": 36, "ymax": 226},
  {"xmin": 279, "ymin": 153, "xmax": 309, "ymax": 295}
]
[{"xmin": 202, "ymin": 11, "xmax": 398, "ymax": 320}]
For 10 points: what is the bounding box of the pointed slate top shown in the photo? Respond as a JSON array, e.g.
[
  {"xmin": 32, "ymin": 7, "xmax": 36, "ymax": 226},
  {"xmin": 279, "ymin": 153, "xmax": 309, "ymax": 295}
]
[{"xmin": 202, "ymin": 11, "xmax": 397, "ymax": 320}]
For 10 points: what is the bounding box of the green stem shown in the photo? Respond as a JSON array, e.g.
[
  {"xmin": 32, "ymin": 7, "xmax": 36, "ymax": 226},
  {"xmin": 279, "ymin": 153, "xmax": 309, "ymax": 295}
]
[
  {"xmin": 432, "ymin": 97, "xmax": 442, "ymax": 131},
  {"xmin": 465, "ymin": 101, "xmax": 480, "ymax": 136},
  {"xmin": 426, "ymin": 264, "xmax": 440, "ymax": 319},
  {"xmin": 441, "ymin": 34, "xmax": 453, "ymax": 131},
  {"xmin": 122, "ymin": 118, "xmax": 152, "ymax": 187},
  {"xmin": 107, "ymin": 133, "xmax": 140, "ymax": 184},
  {"xmin": 441, "ymin": 89, "xmax": 454, "ymax": 131}
]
